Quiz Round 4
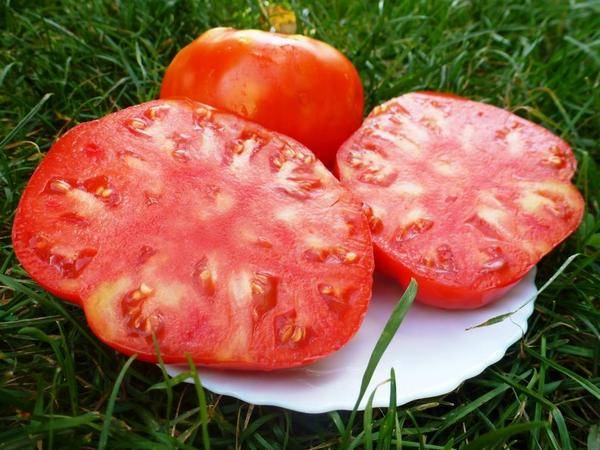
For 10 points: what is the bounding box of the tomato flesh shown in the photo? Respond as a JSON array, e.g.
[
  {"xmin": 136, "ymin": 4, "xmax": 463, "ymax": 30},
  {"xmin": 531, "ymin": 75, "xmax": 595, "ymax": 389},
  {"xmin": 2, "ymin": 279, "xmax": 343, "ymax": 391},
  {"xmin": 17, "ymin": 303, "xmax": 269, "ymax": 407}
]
[
  {"xmin": 12, "ymin": 121, "xmax": 106, "ymax": 304},
  {"xmin": 336, "ymin": 92, "xmax": 583, "ymax": 309},
  {"xmin": 13, "ymin": 100, "xmax": 374, "ymax": 368},
  {"xmin": 160, "ymin": 27, "xmax": 364, "ymax": 168}
]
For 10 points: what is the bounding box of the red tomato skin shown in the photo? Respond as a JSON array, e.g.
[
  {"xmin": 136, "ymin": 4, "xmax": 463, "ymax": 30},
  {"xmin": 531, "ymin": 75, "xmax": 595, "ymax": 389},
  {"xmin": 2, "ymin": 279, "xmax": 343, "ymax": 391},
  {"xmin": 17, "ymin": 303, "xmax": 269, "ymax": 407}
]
[
  {"xmin": 373, "ymin": 247, "xmax": 518, "ymax": 309},
  {"xmin": 160, "ymin": 27, "xmax": 364, "ymax": 167}
]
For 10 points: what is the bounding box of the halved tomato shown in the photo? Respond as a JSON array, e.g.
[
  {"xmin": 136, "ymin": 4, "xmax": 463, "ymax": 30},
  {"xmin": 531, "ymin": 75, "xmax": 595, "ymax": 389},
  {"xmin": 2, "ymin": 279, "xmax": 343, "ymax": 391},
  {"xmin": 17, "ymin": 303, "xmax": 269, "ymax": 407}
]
[
  {"xmin": 13, "ymin": 99, "xmax": 374, "ymax": 369},
  {"xmin": 336, "ymin": 92, "xmax": 584, "ymax": 309},
  {"xmin": 160, "ymin": 27, "xmax": 364, "ymax": 168}
]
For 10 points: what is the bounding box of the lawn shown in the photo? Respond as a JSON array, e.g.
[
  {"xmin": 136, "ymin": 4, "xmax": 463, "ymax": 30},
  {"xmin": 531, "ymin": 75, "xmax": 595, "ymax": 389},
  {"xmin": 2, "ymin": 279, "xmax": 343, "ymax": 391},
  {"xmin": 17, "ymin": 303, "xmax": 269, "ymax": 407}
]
[{"xmin": 0, "ymin": 0, "xmax": 599, "ymax": 448}]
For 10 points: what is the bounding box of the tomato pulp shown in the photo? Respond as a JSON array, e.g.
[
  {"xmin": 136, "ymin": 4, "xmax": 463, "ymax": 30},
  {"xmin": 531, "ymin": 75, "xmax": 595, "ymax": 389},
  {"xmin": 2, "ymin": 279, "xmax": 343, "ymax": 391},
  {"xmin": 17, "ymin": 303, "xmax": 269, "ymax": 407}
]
[
  {"xmin": 337, "ymin": 92, "xmax": 584, "ymax": 309},
  {"xmin": 13, "ymin": 99, "xmax": 374, "ymax": 368},
  {"xmin": 160, "ymin": 27, "xmax": 364, "ymax": 168}
]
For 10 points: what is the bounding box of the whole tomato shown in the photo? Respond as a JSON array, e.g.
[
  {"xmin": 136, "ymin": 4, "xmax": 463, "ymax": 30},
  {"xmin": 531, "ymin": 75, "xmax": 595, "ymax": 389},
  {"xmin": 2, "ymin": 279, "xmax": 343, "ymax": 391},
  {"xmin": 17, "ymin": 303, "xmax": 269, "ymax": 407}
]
[{"xmin": 160, "ymin": 27, "xmax": 364, "ymax": 167}]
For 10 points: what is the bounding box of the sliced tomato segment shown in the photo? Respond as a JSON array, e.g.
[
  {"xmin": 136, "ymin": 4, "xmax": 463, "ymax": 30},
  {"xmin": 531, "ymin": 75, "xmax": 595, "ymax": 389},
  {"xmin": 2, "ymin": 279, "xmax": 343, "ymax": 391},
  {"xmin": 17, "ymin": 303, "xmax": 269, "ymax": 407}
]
[
  {"xmin": 337, "ymin": 92, "xmax": 584, "ymax": 309},
  {"xmin": 13, "ymin": 99, "xmax": 373, "ymax": 369},
  {"xmin": 12, "ymin": 121, "xmax": 110, "ymax": 303}
]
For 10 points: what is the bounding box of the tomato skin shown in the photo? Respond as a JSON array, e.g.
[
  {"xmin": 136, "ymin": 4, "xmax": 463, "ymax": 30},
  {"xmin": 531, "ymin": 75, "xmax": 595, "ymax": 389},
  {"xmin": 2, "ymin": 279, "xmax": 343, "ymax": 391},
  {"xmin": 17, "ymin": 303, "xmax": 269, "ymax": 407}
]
[
  {"xmin": 337, "ymin": 92, "xmax": 584, "ymax": 309},
  {"xmin": 160, "ymin": 27, "xmax": 364, "ymax": 167},
  {"xmin": 373, "ymin": 247, "xmax": 518, "ymax": 309}
]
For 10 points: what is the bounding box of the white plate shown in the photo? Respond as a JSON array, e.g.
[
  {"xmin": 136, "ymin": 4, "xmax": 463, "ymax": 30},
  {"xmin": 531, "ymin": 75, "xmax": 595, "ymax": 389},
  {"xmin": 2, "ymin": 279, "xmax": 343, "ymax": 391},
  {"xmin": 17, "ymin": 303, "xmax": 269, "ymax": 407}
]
[{"xmin": 166, "ymin": 269, "xmax": 537, "ymax": 414}]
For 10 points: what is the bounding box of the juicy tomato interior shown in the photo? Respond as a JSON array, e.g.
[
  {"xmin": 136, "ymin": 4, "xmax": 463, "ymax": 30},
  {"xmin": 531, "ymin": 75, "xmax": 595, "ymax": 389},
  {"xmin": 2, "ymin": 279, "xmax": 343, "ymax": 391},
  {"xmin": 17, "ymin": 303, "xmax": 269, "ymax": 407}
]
[
  {"xmin": 12, "ymin": 121, "xmax": 106, "ymax": 304},
  {"xmin": 12, "ymin": 100, "xmax": 374, "ymax": 369},
  {"xmin": 337, "ymin": 91, "xmax": 584, "ymax": 309},
  {"xmin": 160, "ymin": 27, "xmax": 364, "ymax": 168}
]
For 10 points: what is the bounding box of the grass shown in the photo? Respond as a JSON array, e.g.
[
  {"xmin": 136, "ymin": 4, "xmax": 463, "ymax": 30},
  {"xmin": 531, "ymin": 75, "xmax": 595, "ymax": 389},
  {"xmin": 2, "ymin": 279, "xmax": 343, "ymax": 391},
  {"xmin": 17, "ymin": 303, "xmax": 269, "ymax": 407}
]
[{"xmin": 0, "ymin": 0, "xmax": 599, "ymax": 448}]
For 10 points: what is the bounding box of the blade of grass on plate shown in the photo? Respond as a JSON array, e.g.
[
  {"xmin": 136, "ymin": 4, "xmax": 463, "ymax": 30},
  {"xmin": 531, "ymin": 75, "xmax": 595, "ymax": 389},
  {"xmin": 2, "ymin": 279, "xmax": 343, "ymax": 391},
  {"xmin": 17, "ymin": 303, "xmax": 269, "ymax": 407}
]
[{"xmin": 467, "ymin": 253, "xmax": 579, "ymax": 329}]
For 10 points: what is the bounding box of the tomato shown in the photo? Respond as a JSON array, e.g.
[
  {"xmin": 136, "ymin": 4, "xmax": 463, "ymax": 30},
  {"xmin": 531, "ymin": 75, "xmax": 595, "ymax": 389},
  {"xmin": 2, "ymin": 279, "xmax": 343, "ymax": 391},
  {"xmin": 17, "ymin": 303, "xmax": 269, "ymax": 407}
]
[
  {"xmin": 336, "ymin": 92, "xmax": 584, "ymax": 309},
  {"xmin": 160, "ymin": 27, "xmax": 364, "ymax": 168},
  {"xmin": 11, "ymin": 121, "xmax": 101, "ymax": 304},
  {"xmin": 12, "ymin": 99, "xmax": 374, "ymax": 369}
]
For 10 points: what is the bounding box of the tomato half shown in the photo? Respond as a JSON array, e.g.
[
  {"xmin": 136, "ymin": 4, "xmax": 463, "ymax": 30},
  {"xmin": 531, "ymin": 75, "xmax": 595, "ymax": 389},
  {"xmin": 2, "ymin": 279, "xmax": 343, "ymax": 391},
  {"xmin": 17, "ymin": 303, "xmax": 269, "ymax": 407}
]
[
  {"xmin": 160, "ymin": 27, "xmax": 364, "ymax": 168},
  {"xmin": 336, "ymin": 92, "xmax": 584, "ymax": 309},
  {"xmin": 13, "ymin": 99, "xmax": 374, "ymax": 369}
]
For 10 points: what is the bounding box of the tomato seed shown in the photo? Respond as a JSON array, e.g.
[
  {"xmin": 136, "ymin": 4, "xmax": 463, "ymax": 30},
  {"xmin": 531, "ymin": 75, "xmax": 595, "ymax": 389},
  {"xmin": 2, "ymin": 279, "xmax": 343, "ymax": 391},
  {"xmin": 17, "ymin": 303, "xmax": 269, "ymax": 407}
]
[
  {"xmin": 124, "ymin": 118, "xmax": 149, "ymax": 135},
  {"xmin": 144, "ymin": 104, "xmax": 170, "ymax": 121},
  {"xmin": 45, "ymin": 178, "xmax": 73, "ymax": 194},
  {"xmin": 251, "ymin": 272, "xmax": 278, "ymax": 318},
  {"xmin": 396, "ymin": 218, "xmax": 434, "ymax": 242},
  {"xmin": 481, "ymin": 257, "xmax": 507, "ymax": 272}
]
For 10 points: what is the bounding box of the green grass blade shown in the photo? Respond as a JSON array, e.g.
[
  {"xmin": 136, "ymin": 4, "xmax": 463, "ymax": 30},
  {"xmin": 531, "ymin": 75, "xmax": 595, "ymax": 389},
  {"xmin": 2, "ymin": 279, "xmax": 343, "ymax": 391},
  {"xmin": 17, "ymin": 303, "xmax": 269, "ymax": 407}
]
[
  {"xmin": 328, "ymin": 411, "xmax": 345, "ymax": 435},
  {"xmin": 544, "ymin": 426, "xmax": 562, "ymax": 450},
  {"xmin": 347, "ymin": 430, "xmax": 366, "ymax": 450},
  {"xmin": 405, "ymin": 410, "xmax": 425, "ymax": 450},
  {"xmin": 152, "ymin": 334, "xmax": 173, "ymax": 419},
  {"xmin": 147, "ymin": 371, "xmax": 194, "ymax": 391},
  {"xmin": 0, "ymin": 61, "xmax": 17, "ymax": 86},
  {"xmin": 240, "ymin": 413, "xmax": 280, "ymax": 442},
  {"xmin": 460, "ymin": 422, "xmax": 549, "ymax": 450},
  {"xmin": 185, "ymin": 355, "xmax": 211, "ymax": 450},
  {"xmin": 530, "ymin": 336, "xmax": 547, "ymax": 449},
  {"xmin": 0, "ymin": 273, "xmax": 106, "ymax": 353},
  {"xmin": 98, "ymin": 355, "xmax": 137, "ymax": 450},
  {"xmin": 394, "ymin": 415, "xmax": 403, "ymax": 450},
  {"xmin": 588, "ymin": 425, "xmax": 600, "ymax": 450},
  {"xmin": 550, "ymin": 408, "xmax": 572, "ymax": 450},
  {"xmin": 525, "ymin": 347, "xmax": 600, "ymax": 400},
  {"xmin": 379, "ymin": 368, "xmax": 397, "ymax": 450},
  {"xmin": 0, "ymin": 413, "xmax": 99, "ymax": 445},
  {"xmin": 0, "ymin": 315, "xmax": 64, "ymax": 330},
  {"xmin": 341, "ymin": 279, "xmax": 418, "ymax": 447},
  {"xmin": 441, "ymin": 440, "xmax": 454, "ymax": 450},
  {"xmin": 438, "ymin": 383, "xmax": 511, "ymax": 431},
  {"xmin": 363, "ymin": 382, "xmax": 380, "ymax": 450},
  {"xmin": 57, "ymin": 323, "xmax": 78, "ymax": 415},
  {"xmin": 0, "ymin": 93, "xmax": 53, "ymax": 151},
  {"xmin": 491, "ymin": 370, "xmax": 555, "ymax": 409}
]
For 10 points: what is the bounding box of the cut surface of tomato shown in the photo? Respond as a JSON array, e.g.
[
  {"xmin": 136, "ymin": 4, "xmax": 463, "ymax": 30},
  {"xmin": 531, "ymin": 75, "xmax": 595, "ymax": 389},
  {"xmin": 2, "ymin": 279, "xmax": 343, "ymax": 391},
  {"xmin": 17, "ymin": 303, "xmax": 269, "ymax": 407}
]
[
  {"xmin": 160, "ymin": 27, "xmax": 364, "ymax": 168},
  {"xmin": 12, "ymin": 121, "xmax": 108, "ymax": 304},
  {"xmin": 336, "ymin": 92, "xmax": 584, "ymax": 309},
  {"xmin": 13, "ymin": 99, "xmax": 374, "ymax": 368}
]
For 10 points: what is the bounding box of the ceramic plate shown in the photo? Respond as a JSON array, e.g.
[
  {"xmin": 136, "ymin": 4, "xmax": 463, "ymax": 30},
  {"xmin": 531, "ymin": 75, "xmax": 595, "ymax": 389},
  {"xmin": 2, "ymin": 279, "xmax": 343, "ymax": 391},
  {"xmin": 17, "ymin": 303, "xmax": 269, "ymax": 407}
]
[{"xmin": 165, "ymin": 269, "xmax": 537, "ymax": 413}]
